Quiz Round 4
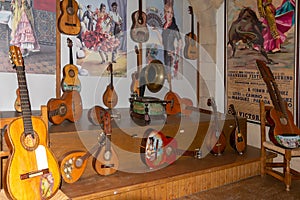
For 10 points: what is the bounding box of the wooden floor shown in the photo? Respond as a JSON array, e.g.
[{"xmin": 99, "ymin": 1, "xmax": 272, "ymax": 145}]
[{"xmin": 177, "ymin": 175, "xmax": 300, "ymax": 200}]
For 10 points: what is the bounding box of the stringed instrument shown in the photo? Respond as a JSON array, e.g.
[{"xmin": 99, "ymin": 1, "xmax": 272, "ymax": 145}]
[
  {"xmin": 47, "ymin": 90, "xmax": 83, "ymax": 125},
  {"xmin": 61, "ymin": 38, "xmax": 81, "ymax": 92},
  {"xmin": 140, "ymin": 128, "xmax": 202, "ymax": 169},
  {"xmin": 183, "ymin": 6, "xmax": 198, "ymax": 60},
  {"xmin": 206, "ymin": 98, "xmax": 226, "ymax": 156},
  {"xmin": 130, "ymin": 44, "xmax": 142, "ymax": 96},
  {"xmin": 4, "ymin": 46, "xmax": 61, "ymax": 200},
  {"xmin": 103, "ymin": 63, "xmax": 118, "ymax": 109},
  {"xmin": 130, "ymin": 0, "xmax": 149, "ymax": 43},
  {"xmin": 58, "ymin": 0, "xmax": 81, "ymax": 35},
  {"xmin": 14, "ymin": 88, "xmax": 21, "ymax": 112},
  {"xmin": 164, "ymin": 73, "xmax": 181, "ymax": 115},
  {"xmin": 228, "ymin": 104, "xmax": 246, "ymax": 154},
  {"xmin": 93, "ymin": 111, "xmax": 119, "ymax": 176},
  {"xmin": 256, "ymin": 59, "xmax": 300, "ymax": 146},
  {"xmin": 60, "ymin": 132, "xmax": 106, "ymax": 183}
]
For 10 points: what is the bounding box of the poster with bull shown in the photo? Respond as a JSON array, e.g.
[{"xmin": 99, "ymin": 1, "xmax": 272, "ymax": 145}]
[{"xmin": 225, "ymin": 0, "xmax": 298, "ymax": 123}]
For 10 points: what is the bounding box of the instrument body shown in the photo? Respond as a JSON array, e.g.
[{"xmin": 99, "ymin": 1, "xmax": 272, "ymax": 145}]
[
  {"xmin": 183, "ymin": 6, "xmax": 198, "ymax": 60},
  {"xmin": 130, "ymin": 45, "xmax": 142, "ymax": 96},
  {"xmin": 47, "ymin": 90, "xmax": 83, "ymax": 125},
  {"xmin": 5, "ymin": 46, "xmax": 60, "ymax": 200},
  {"xmin": 130, "ymin": 0, "xmax": 149, "ymax": 43},
  {"xmin": 164, "ymin": 73, "xmax": 181, "ymax": 115},
  {"xmin": 103, "ymin": 63, "xmax": 118, "ymax": 109},
  {"xmin": 58, "ymin": 0, "xmax": 81, "ymax": 35}
]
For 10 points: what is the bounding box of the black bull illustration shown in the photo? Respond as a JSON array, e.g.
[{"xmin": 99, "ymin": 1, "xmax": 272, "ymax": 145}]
[{"xmin": 228, "ymin": 7, "xmax": 275, "ymax": 64}]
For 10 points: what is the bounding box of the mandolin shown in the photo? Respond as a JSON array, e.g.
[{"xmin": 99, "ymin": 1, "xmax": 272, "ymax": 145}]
[
  {"xmin": 130, "ymin": 44, "xmax": 142, "ymax": 96},
  {"xmin": 164, "ymin": 73, "xmax": 181, "ymax": 115},
  {"xmin": 103, "ymin": 63, "xmax": 118, "ymax": 109},
  {"xmin": 4, "ymin": 46, "xmax": 61, "ymax": 200},
  {"xmin": 140, "ymin": 128, "xmax": 202, "ymax": 169},
  {"xmin": 93, "ymin": 111, "xmax": 119, "ymax": 176},
  {"xmin": 58, "ymin": 0, "xmax": 81, "ymax": 35},
  {"xmin": 206, "ymin": 98, "xmax": 226, "ymax": 156},
  {"xmin": 183, "ymin": 6, "xmax": 198, "ymax": 60},
  {"xmin": 47, "ymin": 90, "xmax": 83, "ymax": 125},
  {"xmin": 61, "ymin": 38, "xmax": 81, "ymax": 92},
  {"xmin": 228, "ymin": 104, "xmax": 246, "ymax": 154},
  {"xmin": 14, "ymin": 88, "xmax": 21, "ymax": 113},
  {"xmin": 256, "ymin": 60, "xmax": 300, "ymax": 146},
  {"xmin": 130, "ymin": 0, "xmax": 149, "ymax": 43}
]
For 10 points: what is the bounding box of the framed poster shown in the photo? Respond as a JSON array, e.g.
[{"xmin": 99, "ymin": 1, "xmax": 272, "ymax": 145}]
[
  {"xmin": 225, "ymin": 0, "xmax": 298, "ymax": 123},
  {"xmin": 0, "ymin": 0, "xmax": 56, "ymax": 74}
]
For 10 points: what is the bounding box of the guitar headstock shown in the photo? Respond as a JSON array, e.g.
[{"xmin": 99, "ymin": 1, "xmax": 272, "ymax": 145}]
[
  {"xmin": 134, "ymin": 45, "xmax": 139, "ymax": 55},
  {"xmin": 67, "ymin": 38, "xmax": 73, "ymax": 48},
  {"xmin": 188, "ymin": 6, "xmax": 193, "ymax": 15},
  {"xmin": 207, "ymin": 97, "xmax": 217, "ymax": 113},
  {"xmin": 9, "ymin": 46, "xmax": 24, "ymax": 68},
  {"xmin": 256, "ymin": 59, "xmax": 275, "ymax": 82},
  {"xmin": 106, "ymin": 62, "xmax": 113, "ymax": 74}
]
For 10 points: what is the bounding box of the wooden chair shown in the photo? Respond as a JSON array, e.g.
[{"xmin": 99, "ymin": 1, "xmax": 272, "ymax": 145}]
[{"xmin": 260, "ymin": 100, "xmax": 300, "ymax": 191}]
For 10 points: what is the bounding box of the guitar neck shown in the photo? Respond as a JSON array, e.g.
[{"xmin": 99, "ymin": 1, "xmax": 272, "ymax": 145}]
[
  {"xmin": 191, "ymin": 13, "xmax": 194, "ymax": 35},
  {"xmin": 138, "ymin": 0, "xmax": 142, "ymax": 16},
  {"xmin": 272, "ymin": 80, "xmax": 288, "ymax": 117},
  {"xmin": 186, "ymin": 106, "xmax": 212, "ymax": 115}
]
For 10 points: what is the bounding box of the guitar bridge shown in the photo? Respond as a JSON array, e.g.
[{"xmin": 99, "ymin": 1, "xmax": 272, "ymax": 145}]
[{"xmin": 20, "ymin": 168, "xmax": 49, "ymax": 180}]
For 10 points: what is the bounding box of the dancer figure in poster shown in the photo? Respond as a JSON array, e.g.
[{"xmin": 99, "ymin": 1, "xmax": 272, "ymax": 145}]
[{"xmin": 109, "ymin": 2, "xmax": 122, "ymax": 63}]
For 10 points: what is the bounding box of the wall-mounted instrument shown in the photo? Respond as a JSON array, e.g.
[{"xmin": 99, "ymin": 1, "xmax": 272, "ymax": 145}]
[
  {"xmin": 5, "ymin": 46, "xmax": 61, "ymax": 199},
  {"xmin": 184, "ymin": 6, "xmax": 198, "ymax": 60},
  {"xmin": 228, "ymin": 104, "xmax": 246, "ymax": 154},
  {"xmin": 103, "ymin": 63, "xmax": 118, "ymax": 109},
  {"xmin": 61, "ymin": 38, "xmax": 81, "ymax": 92},
  {"xmin": 256, "ymin": 60, "xmax": 300, "ymax": 147},
  {"xmin": 130, "ymin": 0, "xmax": 149, "ymax": 43},
  {"xmin": 130, "ymin": 45, "xmax": 142, "ymax": 96},
  {"xmin": 58, "ymin": 0, "xmax": 81, "ymax": 35}
]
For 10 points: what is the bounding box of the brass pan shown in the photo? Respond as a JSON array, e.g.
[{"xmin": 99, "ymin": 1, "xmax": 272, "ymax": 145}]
[{"xmin": 141, "ymin": 59, "xmax": 165, "ymax": 93}]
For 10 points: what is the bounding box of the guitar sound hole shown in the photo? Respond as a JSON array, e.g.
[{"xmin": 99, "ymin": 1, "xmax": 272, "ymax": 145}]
[
  {"xmin": 280, "ymin": 117, "xmax": 288, "ymax": 125},
  {"xmin": 59, "ymin": 104, "xmax": 67, "ymax": 116},
  {"xmin": 21, "ymin": 132, "xmax": 39, "ymax": 151},
  {"xmin": 66, "ymin": 7, "xmax": 74, "ymax": 15},
  {"xmin": 68, "ymin": 69, "xmax": 75, "ymax": 78}
]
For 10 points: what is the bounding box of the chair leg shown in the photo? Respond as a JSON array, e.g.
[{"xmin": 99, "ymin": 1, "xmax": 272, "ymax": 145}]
[
  {"xmin": 260, "ymin": 146, "xmax": 266, "ymax": 177},
  {"xmin": 284, "ymin": 150, "xmax": 292, "ymax": 191}
]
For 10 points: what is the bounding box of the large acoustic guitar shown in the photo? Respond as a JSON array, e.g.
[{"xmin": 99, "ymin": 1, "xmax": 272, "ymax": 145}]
[
  {"xmin": 93, "ymin": 111, "xmax": 119, "ymax": 176},
  {"xmin": 228, "ymin": 104, "xmax": 246, "ymax": 154},
  {"xmin": 61, "ymin": 38, "xmax": 81, "ymax": 92},
  {"xmin": 206, "ymin": 98, "xmax": 226, "ymax": 156},
  {"xmin": 47, "ymin": 90, "xmax": 83, "ymax": 125},
  {"xmin": 58, "ymin": 0, "xmax": 81, "ymax": 35},
  {"xmin": 164, "ymin": 73, "xmax": 181, "ymax": 115},
  {"xmin": 130, "ymin": 0, "xmax": 149, "ymax": 43},
  {"xmin": 140, "ymin": 128, "xmax": 202, "ymax": 169},
  {"xmin": 256, "ymin": 60, "xmax": 300, "ymax": 146},
  {"xmin": 183, "ymin": 6, "xmax": 198, "ymax": 60},
  {"xmin": 103, "ymin": 63, "xmax": 118, "ymax": 109},
  {"xmin": 4, "ymin": 46, "xmax": 61, "ymax": 200}
]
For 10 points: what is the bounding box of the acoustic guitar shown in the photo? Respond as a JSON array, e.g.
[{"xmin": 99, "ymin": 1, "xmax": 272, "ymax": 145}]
[
  {"xmin": 164, "ymin": 73, "xmax": 181, "ymax": 115},
  {"xmin": 228, "ymin": 104, "xmax": 246, "ymax": 154},
  {"xmin": 47, "ymin": 90, "xmax": 83, "ymax": 125},
  {"xmin": 93, "ymin": 111, "xmax": 119, "ymax": 176},
  {"xmin": 103, "ymin": 63, "xmax": 118, "ymax": 109},
  {"xmin": 140, "ymin": 128, "xmax": 202, "ymax": 169},
  {"xmin": 4, "ymin": 46, "xmax": 61, "ymax": 200},
  {"xmin": 183, "ymin": 6, "xmax": 198, "ymax": 60},
  {"xmin": 58, "ymin": 0, "xmax": 81, "ymax": 35},
  {"xmin": 130, "ymin": 44, "xmax": 142, "ymax": 96},
  {"xmin": 256, "ymin": 60, "xmax": 300, "ymax": 146},
  {"xmin": 206, "ymin": 98, "xmax": 226, "ymax": 156},
  {"xmin": 130, "ymin": 0, "xmax": 149, "ymax": 43},
  {"xmin": 61, "ymin": 38, "xmax": 81, "ymax": 92}
]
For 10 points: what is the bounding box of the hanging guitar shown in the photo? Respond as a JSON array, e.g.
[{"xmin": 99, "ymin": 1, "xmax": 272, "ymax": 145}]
[
  {"xmin": 58, "ymin": 0, "xmax": 81, "ymax": 35},
  {"xmin": 164, "ymin": 73, "xmax": 181, "ymax": 115},
  {"xmin": 61, "ymin": 38, "xmax": 81, "ymax": 92},
  {"xmin": 183, "ymin": 6, "xmax": 198, "ymax": 60},
  {"xmin": 47, "ymin": 90, "xmax": 83, "ymax": 125},
  {"xmin": 130, "ymin": 0, "xmax": 149, "ymax": 43},
  {"xmin": 130, "ymin": 44, "xmax": 142, "ymax": 96},
  {"xmin": 140, "ymin": 128, "xmax": 202, "ymax": 169},
  {"xmin": 60, "ymin": 132, "xmax": 106, "ymax": 183},
  {"xmin": 93, "ymin": 111, "xmax": 119, "ymax": 176},
  {"xmin": 256, "ymin": 60, "xmax": 300, "ymax": 146},
  {"xmin": 103, "ymin": 63, "xmax": 118, "ymax": 109},
  {"xmin": 228, "ymin": 104, "xmax": 246, "ymax": 154},
  {"xmin": 206, "ymin": 98, "xmax": 226, "ymax": 156},
  {"xmin": 4, "ymin": 46, "xmax": 61, "ymax": 200}
]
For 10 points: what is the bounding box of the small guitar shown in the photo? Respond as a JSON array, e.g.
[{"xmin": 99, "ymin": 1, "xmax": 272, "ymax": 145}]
[
  {"xmin": 61, "ymin": 38, "xmax": 81, "ymax": 92},
  {"xmin": 130, "ymin": 0, "xmax": 149, "ymax": 43},
  {"xmin": 93, "ymin": 111, "xmax": 119, "ymax": 176},
  {"xmin": 14, "ymin": 88, "xmax": 21, "ymax": 112},
  {"xmin": 5, "ymin": 46, "xmax": 61, "ymax": 200},
  {"xmin": 60, "ymin": 132, "xmax": 106, "ymax": 183},
  {"xmin": 140, "ymin": 128, "xmax": 202, "ymax": 169},
  {"xmin": 47, "ymin": 90, "xmax": 83, "ymax": 125},
  {"xmin": 164, "ymin": 73, "xmax": 181, "ymax": 115},
  {"xmin": 130, "ymin": 44, "xmax": 142, "ymax": 96},
  {"xmin": 103, "ymin": 63, "xmax": 118, "ymax": 109},
  {"xmin": 184, "ymin": 6, "xmax": 198, "ymax": 60},
  {"xmin": 228, "ymin": 104, "xmax": 246, "ymax": 154},
  {"xmin": 256, "ymin": 60, "xmax": 300, "ymax": 146},
  {"xmin": 206, "ymin": 98, "xmax": 226, "ymax": 156},
  {"xmin": 58, "ymin": 0, "xmax": 81, "ymax": 35}
]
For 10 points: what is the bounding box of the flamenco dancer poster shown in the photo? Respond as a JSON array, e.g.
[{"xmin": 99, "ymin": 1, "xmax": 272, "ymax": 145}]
[
  {"xmin": 226, "ymin": 0, "xmax": 297, "ymax": 123},
  {"xmin": 76, "ymin": 0, "xmax": 127, "ymax": 77}
]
